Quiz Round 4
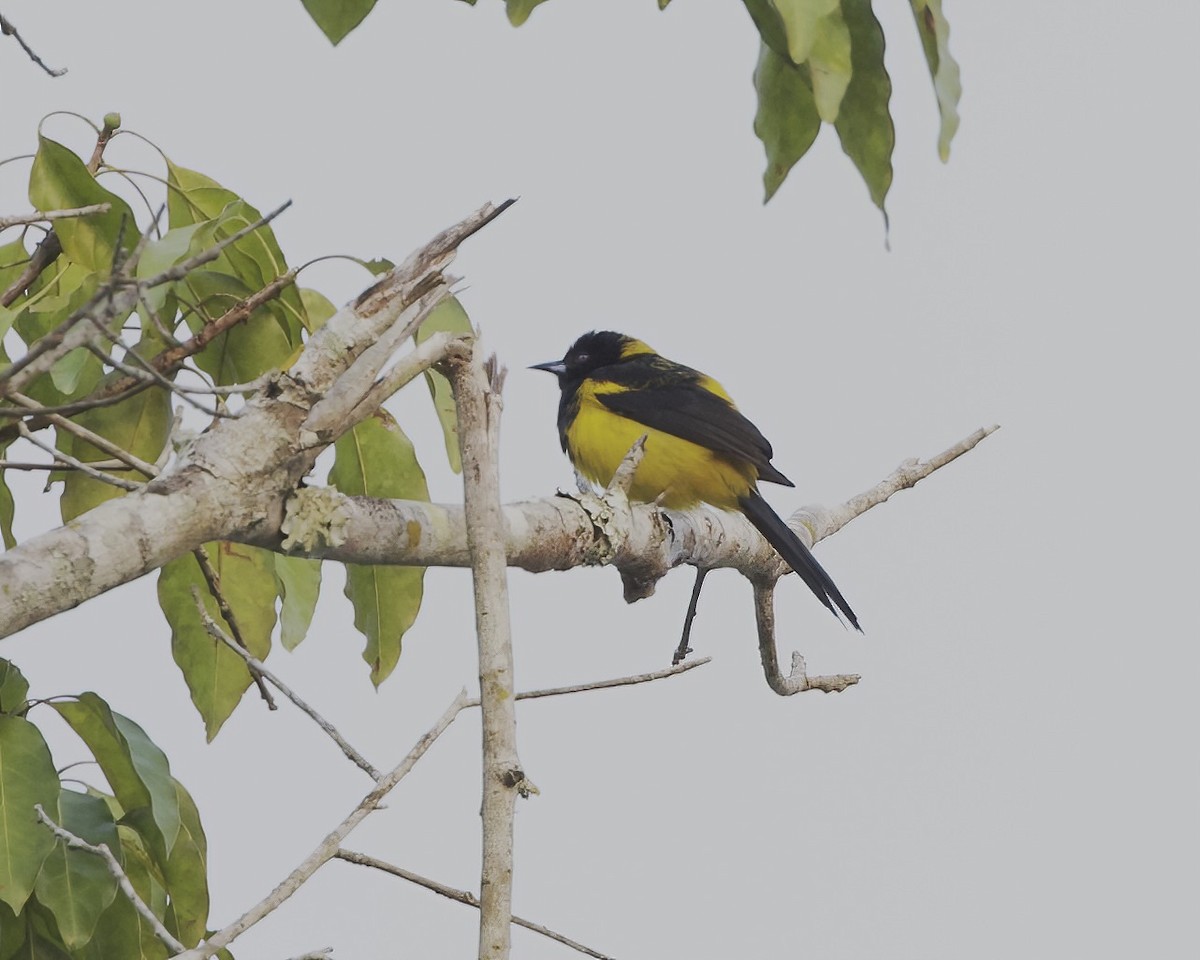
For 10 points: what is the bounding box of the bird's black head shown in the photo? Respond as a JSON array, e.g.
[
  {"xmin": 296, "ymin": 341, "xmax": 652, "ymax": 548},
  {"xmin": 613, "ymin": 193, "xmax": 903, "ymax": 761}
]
[{"xmin": 530, "ymin": 331, "xmax": 639, "ymax": 386}]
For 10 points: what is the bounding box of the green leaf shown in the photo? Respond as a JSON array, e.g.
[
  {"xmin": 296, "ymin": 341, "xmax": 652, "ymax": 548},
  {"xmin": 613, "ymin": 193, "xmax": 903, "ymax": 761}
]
[
  {"xmin": 56, "ymin": 382, "xmax": 171, "ymax": 522},
  {"xmin": 507, "ymin": 0, "xmax": 552, "ymax": 26},
  {"xmin": 329, "ymin": 412, "xmax": 429, "ymax": 686},
  {"xmin": 48, "ymin": 695, "xmax": 180, "ymax": 869},
  {"xmin": 165, "ymin": 160, "xmax": 305, "ymax": 338},
  {"xmin": 909, "ymin": 0, "xmax": 961, "ymax": 161},
  {"xmin": 8, "ymin": 908, "xmax": 72, "ymax": 960},
  {"xmin": 415, "ymin": 295, "xmax": 471, "ymax": 473},
  {"xmin": 0, "ymin": 456, "xmax": 14, "ymax": 550},
  {"xmin": 33, "ymin": 791, "xmax": 120, "ymax": 949},
  {"xmin": 27, "ymin": 137, "xmax": 137, "ymax": 274},
  {"xmin": 301, "ymin": 0, "xmax": 378, "ymax": 44},
  {"xmin": 178, "ymin": 271, "xmax": 294, "ymax": 385},
  {"xmin": 0, "ymin": 900, "xmax": 26, "ymax": 960},
  {"xmin": 135, "ymin": 224, "xmax": 203, "ymax": 326},
  {"xmin": 158, "ymin": 543, "xmax": 277, "ymax": 740},
  {"xmin": 298, "ymin": 288, "xmax": 336, "ymax": 333},
  {"xmin": 73, "ymin": 831, "xmax": 168, "ymax": 960},
  {"xmin": 770, "ymin": 0, "xmax": 840, "ymax": 63},
  {"xmin": 0, "ymin": 662, "xmax": 29, "ymax": 716},
  {"xmin": 805, "ymin": 6, "xmax": 853, "ymax": 122},
  {"xmin": 741, "ymin": 0, "xmax": 791, "ymax": 61},
  {"xmin": 753, "ymin": 43, "xmax": 821, "ymax": 201},
  {"xmin": 0, "ymin": 717, "xmax": 60, "ymax": 912},
  {"xmin": 273, "ymin": 555, "xmax": 321, "ymax": 651},
  {"xmin": 161, "ymin": 781, "xmax": 208, "ymax": 948},
  {"xmin": 353, "ymin": 257, "xmax": 394, "ymax": 277},
  {"xmin": 833, "ymin": 0, "xmax": 894, "ymax": 218}
]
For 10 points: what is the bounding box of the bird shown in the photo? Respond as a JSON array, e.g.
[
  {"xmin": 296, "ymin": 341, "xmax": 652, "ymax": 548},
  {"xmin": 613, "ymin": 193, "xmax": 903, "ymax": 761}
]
[{"xmin": 531, "ymin": 330, "xmax": 860, "ymax": 632}]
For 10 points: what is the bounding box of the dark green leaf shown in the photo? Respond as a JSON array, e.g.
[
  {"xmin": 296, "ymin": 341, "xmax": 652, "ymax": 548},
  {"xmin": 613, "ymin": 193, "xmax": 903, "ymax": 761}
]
[
  {"xmin": 0, "ymin": 662, "xmax": 29, "ymax": 716},
  {"xmin": 329, "ymin": 413, "xmax": 429, "ymax": 686},
  {"xmin": 273, "ymin": 555, "xmax": 321, "ymax": 651},
  {"xmin": 753, "ymin": 43, "xmax": 821, "ymax": 201},
  {"xmin": 73, "ymin": 830, "xmax": 168, "ymax": 960},
  {"xmin": 0, "ymin": 900, "xmax": 26, "ymax": 960},
  {"xmin": 301, "ymin": 0, "xmax": 378, "ymax": 44},
  {"xmin": 834, "ymin": 0, "xmax": 894, "ymax": 218},
  {"xmin": 48, "ymin": 695, "xmax": 180, "ymax": 869},
  {"xmin": 27, "ymin": 137, "xmax": 137, "ymax": 274},
  {"xmin": 33, "ymin": 791, "xmax": 120, "ymax": 949},
  {"xmin": 741, "ymin": 0, "xmax": 791, "ymax": 61},
  {"xmin": 158, "ymin": 543, "xmax": 277, "ymax": 740},
  {"xmin": 56, "ymin": 382, "xmax": 170, "ymax": 522},
  {"xmin": 909, "ymin": 0, "xmax": 961, "ymax": 161},
  {"xmin": 162, "ymin": 781, "xmax": 208, "ymax": 948},
  {"xmin": 415, "ymin": 296, "xmax": 472, "ymax": 473},
  {"xmin": 0, "ymin": 717, "xmax": 60, "ymax": 912}
]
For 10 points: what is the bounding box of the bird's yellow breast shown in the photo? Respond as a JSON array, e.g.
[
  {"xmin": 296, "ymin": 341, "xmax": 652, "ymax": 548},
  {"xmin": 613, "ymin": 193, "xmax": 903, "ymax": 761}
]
[{"xmin": 565, "ymin": 380, "xmax": 756, "ymax": 510}]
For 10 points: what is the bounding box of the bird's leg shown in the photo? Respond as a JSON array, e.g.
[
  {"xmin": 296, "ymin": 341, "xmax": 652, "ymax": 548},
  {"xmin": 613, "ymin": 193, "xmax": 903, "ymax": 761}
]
[{"xmin": 673, "ymin": 567, "xmax": 709, "ymax": 665}]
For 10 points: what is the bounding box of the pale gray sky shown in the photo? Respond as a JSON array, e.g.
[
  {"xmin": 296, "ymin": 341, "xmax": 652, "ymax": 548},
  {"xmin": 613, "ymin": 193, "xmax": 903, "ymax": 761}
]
[{"xmin": 1, "ymin": 1, "xmax": 1196, "ymax": 957}]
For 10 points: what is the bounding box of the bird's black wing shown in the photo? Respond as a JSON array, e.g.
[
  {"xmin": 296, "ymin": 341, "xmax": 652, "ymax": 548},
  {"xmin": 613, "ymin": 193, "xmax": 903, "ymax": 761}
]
[{"xmin": 596, "ymin": 378, "xmax": 794, "ymax": 487}]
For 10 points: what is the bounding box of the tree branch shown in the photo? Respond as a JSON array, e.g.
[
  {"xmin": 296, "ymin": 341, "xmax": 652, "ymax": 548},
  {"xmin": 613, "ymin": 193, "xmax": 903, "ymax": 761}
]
[
  {"xmin": 0, "ymin": 12, "xmax": 66, "ymax": 76},
  {"xmin": 174, "ymin": 692, "xmax": 471, "ymax": 960},
  {"xmin": 335, "ymin": 849, "xmax": 614, "ymax": 960},
  {"xmin": 447, "ymin": 347, "xmax": 524, "ymax": 960},
  {"xmin": 0, "ymin": 204, "xmax": 111, "ymax": 230}
]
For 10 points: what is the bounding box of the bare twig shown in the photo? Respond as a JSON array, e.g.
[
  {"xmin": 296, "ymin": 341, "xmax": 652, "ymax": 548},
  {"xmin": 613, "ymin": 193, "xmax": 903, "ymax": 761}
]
[
  {"xmin": 463, "ymin": 657, "xmax": 712, "ymax": 708},
  {"xmin": 753, "ymin": 583, "xmax": 860, "ymax": 695},
  {"xmin": 0, "ymin": 204, "xmax": 111, "ymax": 230},
  {"xmin": 34, "ymin": 804, "xmax": 185, "ymax": 953},
  {"xmin": 8, "ymin": 391, "xmax": 159, "ymax": 478},
  {"xmin": 447, "ymin": 346, "xmax": 524, "ymax": 960},
  {"xmin": 0, "ymin": 458, "xmax": 129, "ymax": 472},
  {"xmin": 141, "ymin": 201, "xmax": 292, "ymax": 288},
  {"xmin": 174, "ymin": 692, "xmax": 471, "ymax": 960},
  {"xmin": 193, "ymin": 590, "xmax": 381, "ymax": 780},
  {"xmin": 15, "ymin": 421, "xmax": 140, "ymax": 491},
  {"xmin": 336, "ymin": 849, "xmax": 614, "ymax": 960},
  {"xmin": 188, "ymin": 562, "xmax": 276, "ymax": 710},
  {"xmin": 0, "ymin": 13, "xmax": 66, "ymax": 76}
]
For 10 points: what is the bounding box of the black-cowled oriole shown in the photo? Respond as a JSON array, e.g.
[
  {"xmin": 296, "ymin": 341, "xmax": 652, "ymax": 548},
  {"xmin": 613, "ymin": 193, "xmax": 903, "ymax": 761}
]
[{"xmin": 532, "ymin": 330, "xmax": 861, "ymax": 630}]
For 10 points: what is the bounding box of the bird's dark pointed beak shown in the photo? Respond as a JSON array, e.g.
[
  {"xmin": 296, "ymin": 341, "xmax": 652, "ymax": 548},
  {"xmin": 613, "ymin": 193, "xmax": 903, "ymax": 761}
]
[{"xmin": 530, "ymin": 360, "xmax": 567, "ymax": 376}]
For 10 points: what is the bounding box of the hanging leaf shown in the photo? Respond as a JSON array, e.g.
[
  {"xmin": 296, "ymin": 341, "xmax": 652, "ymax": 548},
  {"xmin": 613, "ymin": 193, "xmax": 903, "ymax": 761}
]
[
  {"xmin": 273, "ymin": 554, "xmax": 321, "ymax": 651},
  {"xmin": 753, "ymin": 43, "xmax": 822, "ymax": 202},
  {"xmin": 158, "ymin": 543, "xmax": 277, "ymax": 740},
  {"xmin": 507, "ymin": 0, "xmax": 552, "ymax": 26},
  {"xmin": 0, "ymin": 661, "xmax": 29, "ymax": 715},
  {"xmin": 0, "ymin": 716, "xmax": 60, "ymax": 912},
  {"xmin": 33, "ymin": 791, "xmax": 120, "ymax": 950},
  {"xmin": 161, "ymin": 781, "xmax": 208, "ymax": 948},
  {"xmin": 329, "ymin": 412, "xmax": 429, "ymax": 686},
  {"xmin": 909, "ymin": 0, "xmax": 961, "ymax": 161},
  {"xmin": 833, "ymin": 0, "xmax": 894, "ymax": 219},
  {"xmin": 301, "ymin": 0, "xmax": 378, "ymax": 44}
]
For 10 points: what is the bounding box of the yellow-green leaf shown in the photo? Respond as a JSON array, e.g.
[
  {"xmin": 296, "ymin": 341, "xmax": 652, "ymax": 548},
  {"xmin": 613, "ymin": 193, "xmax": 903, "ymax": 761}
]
[
  {"xmin": 806, "ymin": 6, "xmax": 853, "ymax": 122},
  {"xmin": 56, "ymin": 382, "xmax": 170, "ymax": 522},
  {"xmin": 158, "ymin": 543, "xmax": 276, "ymax": 741},
  {"xmin": 507, "ymin": 0, "xmax": 552, "ymax": 26},
  {"xmin": 329, "ymin": 413, "xmax": 428, "ymax": 686},
  {"xmin": 909, "ymin": 0, "xmax": 961, "ymax": 161},
  {"xmin": 415, "ymin": 295, "xmax": 472, "ymax": 474},
  {"xmin": 273, "ymin": 554, "xmax": 321, "ymax": 651},
  {"xmin": 301, "ymin": 0, "xmax": 378, "ymax": 44},
  {"xmin": 770, "ymin": 0, "xmax": 840, "ymax": 64},
  {"xmin": 753, "ymin": 43, "xmax": 822, "ymax": 202},
  {"xmin": 0, "ymin": 716, "xmax": 60, "ymax": 912},
  {"xmin": 27, "ymin": 136, "xmax": 137, "ymax": 273}
]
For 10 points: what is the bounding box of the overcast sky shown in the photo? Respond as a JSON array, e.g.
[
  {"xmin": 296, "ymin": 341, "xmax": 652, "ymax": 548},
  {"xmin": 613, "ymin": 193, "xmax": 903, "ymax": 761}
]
[{"xmin": 1, "ymin": 1, "xmax": 1196, "ymax": 958}]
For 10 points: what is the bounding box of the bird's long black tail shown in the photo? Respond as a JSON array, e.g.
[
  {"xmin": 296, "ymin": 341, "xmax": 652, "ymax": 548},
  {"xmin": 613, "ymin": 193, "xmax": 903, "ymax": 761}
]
[{"xmin": 738, "ymin": 489, "xmax": 862, "ymax": 632}]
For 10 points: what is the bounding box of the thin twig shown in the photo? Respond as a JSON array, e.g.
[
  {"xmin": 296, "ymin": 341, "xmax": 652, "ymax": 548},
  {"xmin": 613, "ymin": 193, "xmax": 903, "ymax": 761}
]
[
  {"xmin": 189, "ymin": 560, "xmax": 276, "ymax": 710},
  {"xmin": 0, "ymin": 458, "xmax": 130, "ymax": 472},
  {"xmin": 192, "ymin": 589, "xmax": 381, "ymax": 780},
  {"xmin": 15, "ymin": 421, "xmax": 140, "ymax": 491},
  {"xmin": 463, "ymin": 657, "xmax": 712, "ymax": 708},
  {"xmin": 753, "ymin": 583, "xmax": 860, "ymax": 695},
  {"xmin": 141, "ymin": 201, "xmax": 292, "ymax": 288},
  {"xmin": 34, "ymin": 804, "xmax": 185, "ymax": 953},
  {"xmin": 0, "ymin": 204, "xmax": 110, "ymax": 230},
  {"xmin": 0, "ymin": 13, "xmax": 66, "ymax": 76},
  {"xmin": 336, "ymin": 850, "xmax": 614, "ymax": 960},
  {"xmin": 8, "ymin": 391, "xmax": 159, "ymax": 478},
  {"xmin": 174, "ymin": 692, "xmax": 471, "ymax": 960}
]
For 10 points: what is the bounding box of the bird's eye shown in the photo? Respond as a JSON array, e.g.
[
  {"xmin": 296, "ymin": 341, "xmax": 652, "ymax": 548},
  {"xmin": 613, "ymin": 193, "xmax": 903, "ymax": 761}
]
[{"xmin": 574, "ymin": 353, "xmax": 589, "ymax": 366}]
